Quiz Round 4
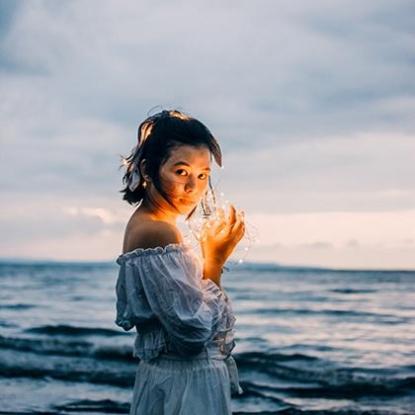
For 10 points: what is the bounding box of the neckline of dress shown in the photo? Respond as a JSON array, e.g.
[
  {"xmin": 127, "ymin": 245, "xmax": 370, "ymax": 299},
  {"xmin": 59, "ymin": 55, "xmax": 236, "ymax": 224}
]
[{"xmin": 117, "ymin": 242, "xmax": 191, "ymax": 263}]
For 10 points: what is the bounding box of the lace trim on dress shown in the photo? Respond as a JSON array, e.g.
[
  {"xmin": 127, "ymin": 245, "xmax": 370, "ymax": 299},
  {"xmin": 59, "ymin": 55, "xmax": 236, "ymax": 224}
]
[{"xmin": 116, "ymin": 242, "xmax": 191, "ymax": 265}]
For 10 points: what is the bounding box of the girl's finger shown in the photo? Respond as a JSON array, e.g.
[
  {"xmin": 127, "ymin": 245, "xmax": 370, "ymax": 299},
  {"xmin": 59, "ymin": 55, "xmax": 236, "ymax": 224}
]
[
  {"xmin": 227, "ymin": 204, "xmax": 237, "ymax": 228},
  {"xmin": 233, "ymin": 220, "xmax": 245, "ymax": 240},
  {"xmin": 215, "ymin": 221, "xmax": 227, "ymax": 235},
  {"xmin": 230, "ymin": 210, "xmax": 244, "ymax": 230},
  {"xmin": 236, "ymin": 222, "xmax": 246, "ymax": 242}
]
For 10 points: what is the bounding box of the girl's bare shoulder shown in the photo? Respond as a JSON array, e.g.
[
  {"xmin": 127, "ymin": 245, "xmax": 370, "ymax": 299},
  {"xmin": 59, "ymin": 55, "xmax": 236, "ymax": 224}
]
[{"xmin": 122, "ymin": 213, "xmax": 183, "ymax": 254}]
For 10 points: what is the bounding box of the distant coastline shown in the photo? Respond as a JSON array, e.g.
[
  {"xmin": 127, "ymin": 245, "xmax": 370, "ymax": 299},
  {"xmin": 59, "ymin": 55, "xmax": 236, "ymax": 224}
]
[{"xmin": 1, "ymin": 257, "xmax": 414, "ymax": 273}]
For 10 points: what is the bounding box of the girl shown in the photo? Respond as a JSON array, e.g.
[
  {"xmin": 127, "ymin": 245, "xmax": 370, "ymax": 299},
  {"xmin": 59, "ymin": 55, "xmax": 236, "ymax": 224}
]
[{"xmin": 115, "ymin": 109, "xmax": 245, "ymax": 414}]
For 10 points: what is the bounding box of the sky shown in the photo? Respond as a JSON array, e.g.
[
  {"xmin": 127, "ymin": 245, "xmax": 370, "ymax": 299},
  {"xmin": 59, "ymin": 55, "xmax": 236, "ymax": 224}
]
[{"xmin": 1, "ymin": 0, "xmax": 414, "ymax": 269}]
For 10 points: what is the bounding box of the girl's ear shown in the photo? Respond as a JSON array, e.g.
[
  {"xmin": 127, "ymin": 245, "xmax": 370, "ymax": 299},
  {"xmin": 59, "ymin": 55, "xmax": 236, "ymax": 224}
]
[{"xmin": 139, "ymin": 159, "xmax": 150, "ymax": 181}]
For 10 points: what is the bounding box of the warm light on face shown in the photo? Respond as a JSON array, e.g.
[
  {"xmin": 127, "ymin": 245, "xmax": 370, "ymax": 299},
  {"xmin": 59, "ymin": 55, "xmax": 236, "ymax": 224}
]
[{"xmin": 159, "ymin": 144, "xmax": 212, "ymax": 210}]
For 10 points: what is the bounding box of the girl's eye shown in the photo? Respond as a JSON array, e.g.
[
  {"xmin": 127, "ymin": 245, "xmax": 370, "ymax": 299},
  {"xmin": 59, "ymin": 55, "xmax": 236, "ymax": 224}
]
[{"xmin": 175, "ymin": 170, "xmax": 209, "ymax": 180}]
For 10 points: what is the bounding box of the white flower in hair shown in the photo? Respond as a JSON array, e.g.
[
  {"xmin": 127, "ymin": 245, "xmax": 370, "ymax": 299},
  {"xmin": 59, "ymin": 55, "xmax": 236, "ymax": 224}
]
[{"xmin": 128, "ymin": 164, "xmax": 141, "ymax": 192}]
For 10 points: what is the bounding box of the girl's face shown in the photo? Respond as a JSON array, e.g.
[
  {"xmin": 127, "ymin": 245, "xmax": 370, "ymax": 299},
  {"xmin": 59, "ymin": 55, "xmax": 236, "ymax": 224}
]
[{"xmin": 158, "ymin": 144, "xmax": 212, "ymax": 213}]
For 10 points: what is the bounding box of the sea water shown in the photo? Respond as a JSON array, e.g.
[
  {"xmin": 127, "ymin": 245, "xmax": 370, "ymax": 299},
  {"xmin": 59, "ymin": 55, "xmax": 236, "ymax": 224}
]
[{"xmin": 0, "ymin": 260, "xmax": 414, "ymax": 414}]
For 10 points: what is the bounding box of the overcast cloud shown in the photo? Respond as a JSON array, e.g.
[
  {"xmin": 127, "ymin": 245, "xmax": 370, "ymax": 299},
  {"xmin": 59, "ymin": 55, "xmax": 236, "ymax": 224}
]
[{"xmin": 1, "ymin": 0, "xmax": 414, "ymax": 268}]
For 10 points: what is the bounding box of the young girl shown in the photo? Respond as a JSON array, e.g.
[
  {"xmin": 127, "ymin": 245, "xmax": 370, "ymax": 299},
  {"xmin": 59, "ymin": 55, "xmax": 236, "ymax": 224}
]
[{"xmin": 115, "ymin": 109, "xmax": 245, "ymax": 414}]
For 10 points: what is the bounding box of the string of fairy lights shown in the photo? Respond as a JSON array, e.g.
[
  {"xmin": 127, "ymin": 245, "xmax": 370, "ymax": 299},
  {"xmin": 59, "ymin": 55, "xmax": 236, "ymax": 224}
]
[{"xmin": 184, "ymin": 166, "xmax": 259, "ymax": 270}]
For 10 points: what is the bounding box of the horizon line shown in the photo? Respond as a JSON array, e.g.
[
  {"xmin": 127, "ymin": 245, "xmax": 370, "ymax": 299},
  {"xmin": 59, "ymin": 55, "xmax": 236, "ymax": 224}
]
[{"xmin": 0, "ymin": 256, "xmax": 414, "ymax": 273}]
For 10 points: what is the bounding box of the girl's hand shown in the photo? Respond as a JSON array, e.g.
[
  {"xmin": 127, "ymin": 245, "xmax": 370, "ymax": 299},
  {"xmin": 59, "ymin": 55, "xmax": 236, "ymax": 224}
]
[{"xmin": 200, "ymin": 204, "xmax": 245, "ymax": 267}]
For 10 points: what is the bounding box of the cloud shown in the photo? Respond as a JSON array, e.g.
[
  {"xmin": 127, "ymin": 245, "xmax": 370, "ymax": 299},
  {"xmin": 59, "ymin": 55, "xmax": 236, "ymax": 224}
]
[
  {"xmin": 1, "ymin": 1, "xmax": 414, "ymax": 145},
  {"xmin": 249, "ymin": 240, "xmax": 415, "ymax": 270},
  {"xmin": 0, "ymin": 1, "xmax": 20, "ymax": 39},
  {"xmin": 221, "ymin": 131, "xmax": 415, "ymax": 213},
  {"xmin": 246, "ymin": 210, "xmax": 415, "ymax": 247},
  {"xmin": 299, "ymin": 241, "xmax": 333, "ymax": 250},
  {"xmin": 63, "ymin": 206, "xmax": 125, "ymax": 225}
]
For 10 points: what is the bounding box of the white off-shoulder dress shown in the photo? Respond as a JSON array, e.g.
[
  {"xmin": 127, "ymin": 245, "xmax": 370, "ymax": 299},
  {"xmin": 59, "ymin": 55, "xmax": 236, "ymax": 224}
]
[{"xmin": 115, "ymin": 242, "xmax": 243, "ymax": 415}]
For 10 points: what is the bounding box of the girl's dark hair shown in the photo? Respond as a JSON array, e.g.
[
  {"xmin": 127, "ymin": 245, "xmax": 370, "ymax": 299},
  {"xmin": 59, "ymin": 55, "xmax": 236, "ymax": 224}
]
[{"xmin": 119, "ymin": 109, "xmax": 222, "ymax": 219}]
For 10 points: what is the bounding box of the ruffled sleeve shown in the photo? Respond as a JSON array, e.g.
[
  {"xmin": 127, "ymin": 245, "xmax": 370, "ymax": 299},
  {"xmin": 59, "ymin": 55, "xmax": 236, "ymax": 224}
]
[{"xmin": 115, "ymin": 243, "xmax": 228, "ymax": 357}]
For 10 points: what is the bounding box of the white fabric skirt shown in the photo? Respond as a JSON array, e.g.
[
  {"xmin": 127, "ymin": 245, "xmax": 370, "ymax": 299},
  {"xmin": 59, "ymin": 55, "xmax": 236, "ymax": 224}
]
[{"xmin": 129, "ymin": 351, "xmax": 233, "ymax": 415}]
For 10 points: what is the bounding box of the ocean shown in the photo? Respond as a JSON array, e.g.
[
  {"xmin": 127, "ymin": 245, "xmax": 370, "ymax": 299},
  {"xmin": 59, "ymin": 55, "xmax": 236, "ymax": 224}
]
[{"xmin": 0, "ymin": 259, "xmax": 414, "ymax": 414}]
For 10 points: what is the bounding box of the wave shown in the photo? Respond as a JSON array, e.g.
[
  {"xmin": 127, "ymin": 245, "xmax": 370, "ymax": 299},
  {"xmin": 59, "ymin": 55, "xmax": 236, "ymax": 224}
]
[
  {"xmin": 235, "ymin": 352, "xmax": 415, "ymax": 399},
  {"xmin": 0, "ymin": 303, "xmax": 36, "ymax": 310},
  {"xmin": 0, "ymin": 321, "xmax": 18, "ymax": 328},
  {"xmin": 24, "ymin": 324, "xmax": 125, "ymax": 337},
  {"xmin": 0, "ymin": 347, "xmax": 135, "ymax": 387},
  {"xmin": 0, "ymin": 334, "xmax": 134, "ymax": 362},
  {"xmin": 0, "ymin": 335, "xmax": 332, "ymax": 366},
  {"xmin": 0, "ymin": 343, "xmax": 414, "ymax": 405},
  {"xmin": 233, "ymin": 408, "xmax": 404, "ymax": 415},
  {"xmin": 53, "ymin": 398, "xmax": 129, "ymax": 414},
  {"xmin": 0, "ymin": 412, "xmax": 60, "ymax": 415},
  {"xmin": 240, "ymin": 308, "xmax": 407, "ymax": 323},
  {"xmin": 329, "ymin": 288, "xmax": 377, "ymax": 294},
  {"xmin": 242, "ymin": 377, "xmax": 415, "ymax": 400},
  {"xmin": 0, "ymin": 362, "xmax": 133, "ymax": 388}
]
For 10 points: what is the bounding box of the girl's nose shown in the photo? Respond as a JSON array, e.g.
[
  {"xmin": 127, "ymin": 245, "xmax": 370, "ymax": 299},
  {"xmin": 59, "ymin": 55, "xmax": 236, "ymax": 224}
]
[{"xmin": 184, "ymin": 176, "xmax": 196, "ymax": 193}]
